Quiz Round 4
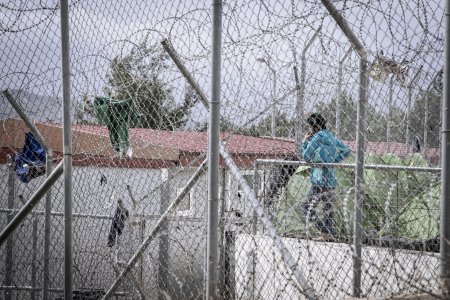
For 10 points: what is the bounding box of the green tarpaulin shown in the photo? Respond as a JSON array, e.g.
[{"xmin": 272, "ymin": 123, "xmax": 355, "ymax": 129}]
[{"xmin": 275, "ymin": 153, "xmax": 440, "ymax": 242}]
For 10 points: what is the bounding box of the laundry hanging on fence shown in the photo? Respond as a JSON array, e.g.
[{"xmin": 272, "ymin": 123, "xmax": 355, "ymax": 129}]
[
  {"xmin": 14, "ymin": 132, "xmax": 47, "ymax": 183},
  {"xmin": 107, "ymin": 203, "xmax": 129, "ymax": 247},
  {"xmin": 93, "ymin": 97, "xmax": 140, "ymax": 158},
  {"xmin": 369, "ymin": 51, "xmax": 409, "ymax": 86}
]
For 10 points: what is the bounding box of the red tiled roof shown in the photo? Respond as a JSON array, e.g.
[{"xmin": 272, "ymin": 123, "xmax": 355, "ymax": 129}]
[
  {"xmin": 72, "ymin": 124, "xmax": 295, "ymax": 156},
  {"xmin": 62, "ymin": 123, "xmax": 442, "ymax": 159},
  {"xmin": 4, "ymin": 119, "xmax": 439, "ymax": 162}
]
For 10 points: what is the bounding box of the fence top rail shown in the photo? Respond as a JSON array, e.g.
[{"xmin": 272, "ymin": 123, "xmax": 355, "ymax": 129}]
[{"xmin": 255, "ymin": 159, "xmax": 441, "ymax": 173}]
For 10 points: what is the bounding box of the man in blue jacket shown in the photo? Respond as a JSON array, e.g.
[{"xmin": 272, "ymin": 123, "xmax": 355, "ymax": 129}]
[{"xmin": 301, "ymin": 113, "xmax": 351, "ymax": 240}]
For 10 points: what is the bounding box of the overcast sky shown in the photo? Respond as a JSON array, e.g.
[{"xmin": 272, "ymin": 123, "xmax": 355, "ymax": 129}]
[{"xmin": 1, "ymin": 0, "xmax": 445, "ymax": 129}]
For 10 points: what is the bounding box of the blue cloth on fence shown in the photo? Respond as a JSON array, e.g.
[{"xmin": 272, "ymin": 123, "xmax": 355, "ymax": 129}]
[{"xmin": 14, "ymin": 132, "xmax": 47, "ymax": 183}]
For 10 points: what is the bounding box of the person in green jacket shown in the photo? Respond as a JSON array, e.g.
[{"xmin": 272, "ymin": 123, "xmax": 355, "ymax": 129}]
[{"xmin": 301, "ymin": 113, "xmax": 351, "ymax": 240}]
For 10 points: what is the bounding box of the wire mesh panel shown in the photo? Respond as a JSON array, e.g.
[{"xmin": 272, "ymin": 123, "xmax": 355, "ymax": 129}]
[
  {"xmin": 1, "ymin": 1, "xmax": 214, "ymax": 299},
  {"xmin": 0, "ymin": 0, "xmax": 445, "ymax": 299}
]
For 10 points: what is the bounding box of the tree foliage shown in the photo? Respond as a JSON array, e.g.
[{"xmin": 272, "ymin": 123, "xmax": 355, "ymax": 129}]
[
  {"xmin": 104, "ymin": 41, "xmax": 197, "ymax": 130},
  {"xmin": 212, "ymin": 112, "xmax": 296, "ymax": 138},
  {"xmin": 74, "ymin": 93, "xmax": 98, "ymax": 125},
  {"xmin": 409, "ymin": 89, "xmax": 441, "ymax": 148},
  {"xmin": 315, "ymin": 91, "xmax": 357, "ymax": 141},
  {"xmin": 223, "ymin": 85, "xmax": 441, "ymax": 152},
  {"xmin": 315, "ymin": 91, "xmax": 407, "ymax": 143},
  {"xmin": 312, "ymin": 87, "xmax": 441, "ymax": 147}
]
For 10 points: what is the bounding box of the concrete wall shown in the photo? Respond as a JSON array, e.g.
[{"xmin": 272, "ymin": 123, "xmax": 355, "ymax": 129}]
[{"xmin": 235, "ymin": 234, "xmax": 440, "ymax": 300}]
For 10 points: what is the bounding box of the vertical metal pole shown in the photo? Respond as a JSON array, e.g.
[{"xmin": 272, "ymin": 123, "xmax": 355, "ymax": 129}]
[
  {"xmin": 252, "ymin": 162, "xmax": 259, "ymax": 234},
  {"xmin": 207, "ymin": 0, "xmax": 222, "ymax": 298},
  {"xmin": 336, "ymin": 47, "xmax": 352, "ymax": 136},
  {"xmin": 424, "ymin": 93, "xmax": 429, "ymax": 155},
  {"xmin": 224, "ymin": 231, "xmax": 236, "ymax": 300},
  {"xmin": 5, "ymin": 156, "xmax": 14, "ymax": 300},
  {"xmin": 299, "ymin": 51, "xmax": 307, "ymax": 150},
  {"xmin": 43, "ymin": 151, "xmax": 53, "ymax": 300},
  {"xmin": 257, "ymin": 58, "xmax": 277, "ymax": 137},
  {"xmin": 406, "ymin": 67, "xmax": 422, "ymax": 144},
  {"xmin": 295, "ymin": 28, "xmax": 320, "ymax": 155},
  {"xmin": 294, "ymin": 66, "xmax": 303, "ymax": 156},
  {"xmin": 250, "ymin": 163, "xmax": 260, "ymax": 300},
  {"xmin": 60, "ymin": 0, "xmax": 73, "ymax": 298},
  {"xmin": 161, "ymin": 41, "xmax": 317, "ymax": 300},
  {"xmin": 31, "ymin": 212, "xmax": 38, "ymax": 300},
  {"xmin": 423, "ymin": 70, "xmax": 442, "ymax": 157},
  {"xmin": 406, "ymin": 80, "xmax": 414, "ymax": 145},
  {"xmin": 271, "ymin": 69, "xmax": 277, "ymax": 137},
  {"xmin": 139, "ymin": 220, "xmax": 145, "ymax": 288},
  {"xmin": 337, "ymin": 62, "xmax": 343, "ymax": 136},
  {"xmin": 298, "ymin": 55, "xmax": 306, "ymax": 153},
  {"xmin": 440, "ymin": 92, "xmax": 444, "ymax": 168},
  {"xmin": 353, "ymin": 56, "xmax": 367, "ymax": 298},
  {"xmin": 319, "ymin": 1, "xmax": 367, "ymax": 295},
  {"xmin": 218, "ymin": 168, "xmax": 227, "ymax": 299},
  {"xmin": 158, "ymin": 169, "xmax": 170, "ymax": 300},
  {"xmin": 440, "ymin": 0, "xmax": 450, "ymax": 296},
  {"xmin": 387, "ymin": 77, "xmax": 393, "ymax": 152}
]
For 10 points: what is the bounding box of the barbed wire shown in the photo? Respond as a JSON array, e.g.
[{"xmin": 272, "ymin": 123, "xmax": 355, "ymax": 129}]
[{"xmin": 0, "ymin": 0, "xmax": 445, "ymax": 299}]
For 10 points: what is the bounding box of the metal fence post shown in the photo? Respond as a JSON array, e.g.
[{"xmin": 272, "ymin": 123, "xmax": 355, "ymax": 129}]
[
  {"xmin": 440, "ymin": 0, "xmax": 450, "ymax": 296},
  {"xmin": 386, "ymin": 77, "xmax": 393, "ymax": 152},
  {"xmin": 158, "ymin": 169, "xmax": 170, "ymax": 300},
  {"xmin": 252, "ymin": 161, "xmax": 259, "ymax": 235},
  {"xmin": 423, "ymin": 71, "xmax": 442, "ymax": 157},
  {"xmin": 293, "ymin": 65, "xmax": 302, "ymax": 156},
  {"xmin": 257, "ymin": 57, "xmax": 277, "ymax": 137},
  {"xmin": 207, "ymin": 0, "xmax": 222, "ymax": 298},
  {"xmin": 224, "ymin": 231, "xmax": 236, "ymax": 300},
  {"xmin": 5, "ymin": 156, "xmax": 15, "ymax": 300},
  {"xmin": 31, "ymin": 212, "xmax": 38, "ymax": 300},
  {"xmin": 424, "ymin": 92, "xmax": 429, "ymax": 153},
  {"xmin": 295, "ymin": 27, "xmax": 321, "ymax": 156},
  {"xmin": 320, "ymin": 0, "xmax": 367, "ymax": 296},
  {"xmin": 60, "ymin": 0, "xmax": 73, "ymax": 298},
  {"xmin": 139, "ymin": 220, "xmax": 145, "ymax": 289},
  {"xmin": 406, "ymin": 66, "xmax": 423, "ymax": 144},
  {"xmin": 353, "ymin": 54, "xmax": 368, "ymax": 299},
  {"xmin": 218, "ymin": 168, "xmax": 227, "ymax": 299},
  {"xmin": 336, "ymin": 46, "xmax": 353, "ymax": 136},
  {"xmin": 43, "ymin": 151, "xmax": 53, "ymax": 300},
  {"xmin": 162, "ymin": 40, "xmax": 318, "ymax": 300}
]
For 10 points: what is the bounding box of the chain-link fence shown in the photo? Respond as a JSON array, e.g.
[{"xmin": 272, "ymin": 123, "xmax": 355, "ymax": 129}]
[{"xmin": 0, "ymin": 0, "xmax": 446, "ymax": 299}]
